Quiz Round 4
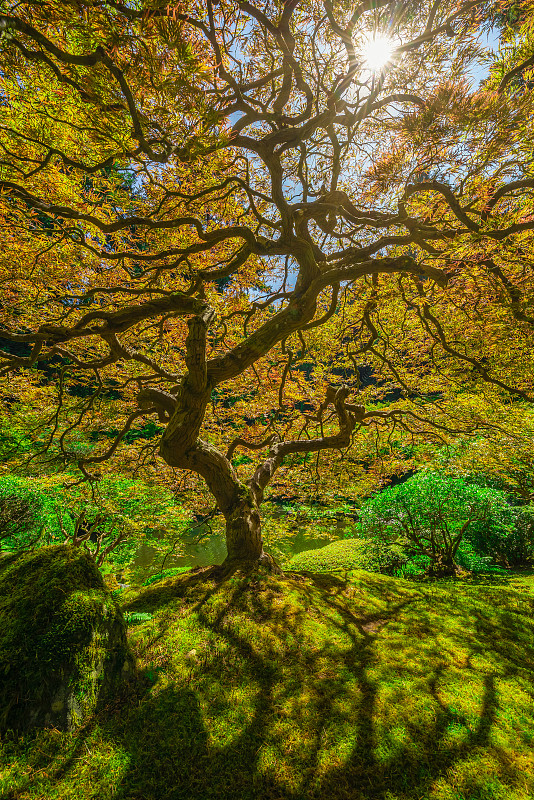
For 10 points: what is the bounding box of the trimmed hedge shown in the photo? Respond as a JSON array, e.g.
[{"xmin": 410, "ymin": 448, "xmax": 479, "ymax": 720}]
[{"xmin": 286, "ymin": 539, "xmax": 382, "ymax": 573}]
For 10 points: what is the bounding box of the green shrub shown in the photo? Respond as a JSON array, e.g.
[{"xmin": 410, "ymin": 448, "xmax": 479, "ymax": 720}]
[
  {"xmin": 287, "ymin": 539, "xmax": 383, "ymax": 573},
  {"xmin": 0, "ymin": 475, "xmax": 69, "ymax": 553},
  {"xmin": 0, "ymin": 480, "xmax": 42, "ymax": 550},
  {"xmin": 466, "ymin": 507, "xmax": 534, "ymax": 567},
  {"xmin": 358, "ymin": 472, "xmax": 513, "ymax": 576},
  {"xmin": 44, "ymin": 475, "xmax": 187, "ymax": 570},
  {"xmin": 396, "ymin": 553, "xmax": 429, "ymax": 577},
  {"xmin": 455, "ymin": 537, "xmax": 493, "ymax": 572}
]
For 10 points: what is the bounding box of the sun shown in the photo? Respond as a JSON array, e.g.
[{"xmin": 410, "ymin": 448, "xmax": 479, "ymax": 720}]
[{"xmin": 360, "ymin": 34, "xmax": 397, "ymax": 72}]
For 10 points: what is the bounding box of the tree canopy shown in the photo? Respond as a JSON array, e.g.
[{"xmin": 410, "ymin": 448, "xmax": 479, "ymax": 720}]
[{"xmin": 1, "ymin": 0, "xmax": 534, "ymax": 568}]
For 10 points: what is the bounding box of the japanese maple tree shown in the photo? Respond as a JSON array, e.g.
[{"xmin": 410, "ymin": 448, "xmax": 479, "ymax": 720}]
[{"xmin": 1, "ymin": 0, "xmax": 534, "ymax": 571}]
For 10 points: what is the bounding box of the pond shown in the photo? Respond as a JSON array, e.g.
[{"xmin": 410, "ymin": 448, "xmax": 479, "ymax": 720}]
[{"xmin": 126, "ymin": 514, "xmax": 350, "ymax": 583}]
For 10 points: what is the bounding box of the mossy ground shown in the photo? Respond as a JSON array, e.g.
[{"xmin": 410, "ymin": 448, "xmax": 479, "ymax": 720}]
[{"xmin": 2, "ymin": 566, "xmax": 534, "ymax": 799}]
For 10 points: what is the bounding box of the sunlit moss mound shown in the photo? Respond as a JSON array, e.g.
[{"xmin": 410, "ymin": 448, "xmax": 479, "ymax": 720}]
[
  {"xmin": 0, "ymin": 545, "xmax": 133, "ymax": 733},
  {"xmin": 287, "ymin": 538, "xmax": 381, "ymax": 573},
  {"xmin": 2, "ymin": 568, "xmax": 534, "ymax": 799}
]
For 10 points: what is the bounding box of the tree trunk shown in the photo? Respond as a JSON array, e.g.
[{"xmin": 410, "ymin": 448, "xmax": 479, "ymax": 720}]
[
  {"xmin": 427, "ymin": 553, "xmax": 461, "ymax": 578},
  {"xmin": 224, "ymin": 496, "xmax": 264, "ymax": 563},
  {"xmin": 220, "ymin": 494, "xmax": 282, "ymax": 573},
  {"xmin": 155, "ymin": 309, "xmax": 357, "ymax": 574}
]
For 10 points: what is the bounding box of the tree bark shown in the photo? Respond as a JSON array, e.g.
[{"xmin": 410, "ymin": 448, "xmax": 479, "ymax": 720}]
[
  {"xmin": 224, "ymin": 493, "xmax": 264, "ymax": 562},
  {"xmin": 427, "ymin": 553, "xmax": 461, "ymax": 578}
]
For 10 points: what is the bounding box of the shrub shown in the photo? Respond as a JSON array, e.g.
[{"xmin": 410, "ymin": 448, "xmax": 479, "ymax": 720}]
[
  {"xmin": 0, "ymin": 475, "xmax": 68, "ymax": 552},
  {"xmin": 287, "ymin": 539, "xmax": 386, "ymax": 573},
  {"xmin": 47, "ymin": 476, "xmax": 189, "ymax": 571},
  {"xmin": 455, "ymin": 537, "xmax": 493, "ymax": 573},
  {"xmin": 466, "ymin": 507, "xmax": 534, "ymax": 567},
  {"xmin": 358, "ymin": 472, "xmax": 513, "ymax": 577}
]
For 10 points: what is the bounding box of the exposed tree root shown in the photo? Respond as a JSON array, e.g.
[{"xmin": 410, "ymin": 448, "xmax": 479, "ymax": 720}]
[{"xmin": 208, "ymin": 551, "xmax": 284, "ymax": 581}]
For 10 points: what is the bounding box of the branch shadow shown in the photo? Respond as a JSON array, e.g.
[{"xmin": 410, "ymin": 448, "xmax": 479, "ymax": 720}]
[{"xmin": 6, "ymin": 572, "xmax": 534, "ymax": 800}]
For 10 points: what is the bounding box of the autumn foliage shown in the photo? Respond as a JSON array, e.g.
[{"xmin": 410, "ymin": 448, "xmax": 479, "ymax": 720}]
[{"xmin": 1, "ymin": 0, "xmax": 534, "ymax": 567}]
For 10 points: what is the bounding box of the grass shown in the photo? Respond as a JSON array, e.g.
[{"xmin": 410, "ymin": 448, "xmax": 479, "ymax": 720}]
[{"xmin": 1, "ymin": 566, "xmax": 534, "ymax": 799}]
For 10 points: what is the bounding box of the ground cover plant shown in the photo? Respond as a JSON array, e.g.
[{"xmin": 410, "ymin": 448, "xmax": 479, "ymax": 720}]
[{"xmin": 2, "ymin": 567, "xmax": 534, "ymax": 800}]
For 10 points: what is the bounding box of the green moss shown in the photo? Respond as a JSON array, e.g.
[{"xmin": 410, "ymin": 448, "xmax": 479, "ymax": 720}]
[
  {"xmin": 0, "ymin": 545, "xmax": 130, "ymax": 732},
  {"xmin": 286, "ymin": 538, "xmax": 382, "ymax": 573},
  {"xmin": 2, "ymin": 568, "xmax": 534, "ymax": 799}
]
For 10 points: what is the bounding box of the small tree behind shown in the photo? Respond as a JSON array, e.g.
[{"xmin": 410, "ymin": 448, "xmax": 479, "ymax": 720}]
[
  {"xmin": 359, "ymin": 473, "xmax": 511, "ymax": 577},
  {"xmin": 0, "ymin": 474, "xmax": 186, "ymax": 570},
  {"xmin": 49, "ymin": 476, "xmax": 187, "ymax": 569},
  {"xmin": 0, "ymin": 475, "xmax": 61, "ymax": 552}
]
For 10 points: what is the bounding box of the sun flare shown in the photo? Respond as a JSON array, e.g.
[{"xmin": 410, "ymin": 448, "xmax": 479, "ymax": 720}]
[{"xmin": 360, "ymin": 34, "xmax": 397, "ymax": 72}]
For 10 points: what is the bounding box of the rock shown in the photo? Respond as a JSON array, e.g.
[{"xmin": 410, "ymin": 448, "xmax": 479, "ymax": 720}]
[
  {"xmin": 0, "ymin": 545, "xmax": 134, "ymax": 733},
  {"xmin": 185, "ymin": 648, "xmax": 198, "ymax": 663}
]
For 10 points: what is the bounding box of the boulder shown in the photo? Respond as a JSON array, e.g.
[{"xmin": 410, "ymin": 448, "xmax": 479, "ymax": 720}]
[{"xmin": 0, "ymin": 545, "xmax": 134, "ymax": 733}]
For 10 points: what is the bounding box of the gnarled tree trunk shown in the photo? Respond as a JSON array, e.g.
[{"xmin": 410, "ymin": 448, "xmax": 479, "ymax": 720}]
[
  {"xmin": 224, "ymin": 494, "xmax": 263, "ymax": 562},
  {"xmin": 151, "ymin": 310, "xmax": 274, "ymax": 571},
  {"xmin": 146, "ymin": 307, "xmax": 366, "ymax": 573}
]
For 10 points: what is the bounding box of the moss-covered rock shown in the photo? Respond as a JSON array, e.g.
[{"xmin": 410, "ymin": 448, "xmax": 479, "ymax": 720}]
[{"xmin": 0, "ymin": 545, "xmax": 134, "ymax": 733}]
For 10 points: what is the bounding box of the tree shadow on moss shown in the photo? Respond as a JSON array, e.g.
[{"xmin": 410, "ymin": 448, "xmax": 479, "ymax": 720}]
[
  {"xmin": 6, "ymin": 572, "xmax": 534, "ymax": 800},
  {"xmin": 0, "ymin": 718, "xmax": 99, "ymax": 799},
  {"xmin": 110, "ymin": 685, "xmax": 211, "ymax": 800},
  {"xmin": 108, "ymin": 577, "xmax": 292, "ymax": 800},
  {"xmin": 315, "ymin": 582, "xmax": 533, "ymax": 799},
  {"xmin": 108, "ymin": 574, "xmax": 533, "ymax": 800},
  {"xmin": 121, "ymin": 564, "xmax": 263, "ymax": 619}
]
